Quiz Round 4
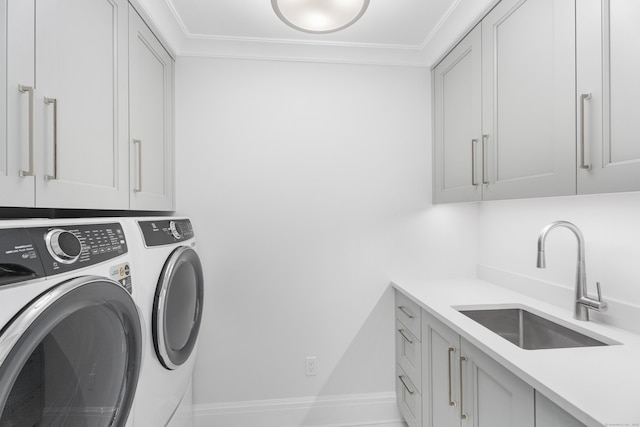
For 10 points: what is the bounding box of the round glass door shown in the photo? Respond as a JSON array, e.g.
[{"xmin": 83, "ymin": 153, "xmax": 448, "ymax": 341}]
[
  {"xmin": 154, "ymin": 247, "xmax": 204, "ymax": 370},
  {"xmin": 0, "ymin": 277, "xmax": 142, "ymax": 426}
]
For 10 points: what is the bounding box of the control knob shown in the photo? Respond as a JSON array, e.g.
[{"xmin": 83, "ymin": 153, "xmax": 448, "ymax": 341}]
[
  {"xmin": 46, "ymin": 229, "xmax": 82, "ymax": 264},
  {"xmin": 169, "ymin": 221, "xmax": 182, "ymax": 240}
]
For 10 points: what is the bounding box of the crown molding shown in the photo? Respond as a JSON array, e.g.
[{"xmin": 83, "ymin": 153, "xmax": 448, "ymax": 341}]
[{"xmin": 135, "ymin": 0, "xmax": 488, "ymax": 67}]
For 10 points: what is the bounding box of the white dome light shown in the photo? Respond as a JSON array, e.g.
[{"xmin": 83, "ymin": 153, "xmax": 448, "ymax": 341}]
[{"xmin": 272, "ymin": 0, "xmax": 370, "ymax": 34}]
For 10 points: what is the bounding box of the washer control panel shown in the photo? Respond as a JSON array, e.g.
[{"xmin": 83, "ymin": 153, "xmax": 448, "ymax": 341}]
[
  {"xmin": 28, "ymin": 223, "xmax": 128, "ymax": 275},
  {"xmin": 138, "ymin": 219, "xmax": 194, "ymax": 247}
]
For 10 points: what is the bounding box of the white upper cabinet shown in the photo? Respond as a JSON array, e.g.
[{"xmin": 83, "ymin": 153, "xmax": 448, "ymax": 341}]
[
  {"xmin": 433, "ymin": 25, "xmax": 482, "ymax": 203},
  {"xmin": 481, "ymin": 0, "xmax": 576, "ymax": 200},
  {"xmin": 577, "ymin": 0, "xmax": 640, "ymax": 194},
  {"xmin": 433, "ymin": 0, "xmax": 577, "ymax": 204},
  {"xmin": 1, "ymin": 0, "xmax": 174, "ymax": 212},
  {"xmin": 1, "ymin": 0, "xmax": 36, "ymax": 207},
  {"xmin": 129, "ymin": 6, "xmax": 174, "ymax": 211},
  {"xmin": 34, "ymin": 0, "xmax": 130, "ymax": 209}
]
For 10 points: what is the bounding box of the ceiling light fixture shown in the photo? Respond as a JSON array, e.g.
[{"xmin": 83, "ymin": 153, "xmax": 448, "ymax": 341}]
[{"xmin": 271, "ymin": 0, "xmax": 370, "ymax": 34}]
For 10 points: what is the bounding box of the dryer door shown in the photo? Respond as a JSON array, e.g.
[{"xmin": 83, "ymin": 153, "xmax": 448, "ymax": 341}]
[
  {"xmin": 0, "ymin": 276, "xmax": 142, "ymax": 426},
  {"xmin": 153, "ymin": 246, "xmax": 204, "ymax": 370}
]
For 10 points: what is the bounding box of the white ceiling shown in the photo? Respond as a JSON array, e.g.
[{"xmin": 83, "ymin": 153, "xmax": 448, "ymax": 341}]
[
  {"xmin": 133, "ymin": 0, "xmax": 494, "ymax": 66},
  {"xmin": 168, "ymin": 0, "xmax": 456, "ymax": 46}
]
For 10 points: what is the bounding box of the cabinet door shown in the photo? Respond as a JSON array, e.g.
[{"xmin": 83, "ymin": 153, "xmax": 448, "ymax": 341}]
[
  {"xmin": 433, "ymin": 25, "xmax": 482, "ymax": 203},
  {"xmin": 422, "ymin": 311, "xmax": 460, "ymax": 427},
  {"xmin": 129, "ymin": 6, "xmax": 174, "ymax": 211},
  {"xmin": 34, "ymin": 0, "xmax": 129, "ymax": 209},
  {"xmin": 481, "ymin": 0, "xmax": 576, "ymax": 200},
  {"xmin": 1, "ymin": 0, "xmax": 36, "ymax": 207},
  {"xmin": 535, "ymin": 391, "xmax": 586, "ymax": 427},
  {"xmin": 577, "ymin": 0, "xmax": 640, "ymax": 194},
  {"xmin": 461, "ymin": 339, "xmax": 534, "ymax": 427}
]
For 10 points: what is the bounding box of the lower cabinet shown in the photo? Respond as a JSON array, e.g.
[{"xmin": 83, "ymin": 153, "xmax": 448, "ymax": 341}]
[
  {"xmin": 395, "ymin": 291, "xmax": 422, "ymax": 427},
  {"xmin": 394, "ymin": 292, "xmax": 587, "ymax": 427},
  {"xmin": 421, "ymin": 310, "xmax": 533, "ymax": 427},
  {"xmin": 396, "ymin": 364, "xmax": 421, "ymax": 427},
  {"xmin": 535, "ymin": 392, "xmax": 586, "ymax": 427}
]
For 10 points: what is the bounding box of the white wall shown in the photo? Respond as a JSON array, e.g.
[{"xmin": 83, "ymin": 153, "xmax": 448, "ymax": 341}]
[{"xmin": 174, "ymin": 57, "xmax": 480, "ymax": 424}]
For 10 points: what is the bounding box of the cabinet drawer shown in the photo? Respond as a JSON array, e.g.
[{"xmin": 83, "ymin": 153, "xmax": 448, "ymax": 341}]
[
  {"xmin": 395, "ymin": 291, "xmax": 421, "ymax": 339},
  {"xmin": 395, "ymin": 320, "xmax": 421, "ymax": 393},
  {"xmin": 396, "ymin": 364, "xmax": 421, "ymax": 427}
]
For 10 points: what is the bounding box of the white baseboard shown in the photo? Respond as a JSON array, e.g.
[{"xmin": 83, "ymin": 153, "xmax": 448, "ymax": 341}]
[{"xmin": 193, "ymin": 392, "xmax": 406, "ymax": 427}]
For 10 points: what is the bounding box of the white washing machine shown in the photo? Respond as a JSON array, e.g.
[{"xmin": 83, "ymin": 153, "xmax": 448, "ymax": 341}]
[
  {"xmin": 0, "ymin": 218, "xmax": 144, "ymax": 426},
  {"xmin": 123, "ymin": 217, "xmax": 204, "ymax": 427}
]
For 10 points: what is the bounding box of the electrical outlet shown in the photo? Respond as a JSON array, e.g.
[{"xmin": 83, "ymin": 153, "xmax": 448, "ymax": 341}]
[{"xmin": 305, "ymin": 356, "xmax": 317, "ymax": 376}]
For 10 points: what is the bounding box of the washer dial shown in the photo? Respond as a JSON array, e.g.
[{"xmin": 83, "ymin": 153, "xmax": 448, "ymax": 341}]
[{"xmin": 46, "ymin": 229, "xmax": 82, "ymax": 264}]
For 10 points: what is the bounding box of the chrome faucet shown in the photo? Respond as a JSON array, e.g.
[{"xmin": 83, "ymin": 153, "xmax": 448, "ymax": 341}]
[{"xmin": 536, "ymin": 221, "xmax": 607, "ymax": 321}]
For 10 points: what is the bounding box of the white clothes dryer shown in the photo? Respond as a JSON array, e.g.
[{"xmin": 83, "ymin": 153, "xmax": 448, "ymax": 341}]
[
  {"xmin": 123, "ymin": 217, "xmax": 204, "ymax": 427},
  {"xmin": 0, "ymin": 218, "xmax": 144, "ymax": 427}
]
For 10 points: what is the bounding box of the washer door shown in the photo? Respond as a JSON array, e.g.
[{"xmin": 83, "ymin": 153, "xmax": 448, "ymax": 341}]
[
  {"xmin": 0, "ymin": 276, "xmax": 142, "ymax": 426},
  {"xmin": 153, "ymin": 246, "xmax": 204, "ymax": 370}
]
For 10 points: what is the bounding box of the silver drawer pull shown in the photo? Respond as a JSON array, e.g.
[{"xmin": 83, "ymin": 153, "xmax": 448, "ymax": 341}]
[
  {"xmin": 481, "ymin": 134, "xmax": 489, "ymax": 185},
  {"xmin": 471, "ymin": 139, "xmax": 478, "ymax": 186},
  {"xmin": 398, "ymin": 306, "xmax": 415, "ymax": 319},
  {"xmin": 398, "ymin": 329, "xmax": 414, "ymax": 344},
  {"xmin": 44, "ymin": 97, "xmax": 58, "ymax": 181},
  {"xmin": 579, "ymin": 93, "xmax": 592, "ymax": 171},
  {"xmin": 448, "ymin": 347, "xmax": 456, "ymax": 407},
  {"xmin": 398, "ymin": 375, "xmax": 415, "ymax": 395},
  {"xmin": 459, "ymin": 355, "xmax": 468, "ymax": 420},
  {"xmin": 18, "ymin": 85, "xmax": 35, "ymax": 178},
  {"xmin": 133, "ymin": 139, "xmax": 142, "ymax": 192}
]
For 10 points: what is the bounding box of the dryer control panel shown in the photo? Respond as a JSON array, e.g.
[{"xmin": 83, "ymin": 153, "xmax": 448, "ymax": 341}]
[{"xmin": 138, "ymin": 219, "xmax": 194, "ymax": 247}]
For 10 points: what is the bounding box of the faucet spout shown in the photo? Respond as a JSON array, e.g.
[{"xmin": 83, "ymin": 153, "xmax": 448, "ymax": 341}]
[{"xmin": 536, "ymin": 221, "xmax": 606, "ymax": 321}]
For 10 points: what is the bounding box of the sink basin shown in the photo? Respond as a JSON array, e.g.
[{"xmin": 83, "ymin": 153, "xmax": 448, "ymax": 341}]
[{"xmin": 458, "ymin": 308, "xmax": 608, "ymax": 350}]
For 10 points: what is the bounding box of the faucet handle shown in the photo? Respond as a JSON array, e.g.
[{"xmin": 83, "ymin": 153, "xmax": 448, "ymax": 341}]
[
  {"xmin": 596, "ymin": 282, "xmax": 609, "ymax": 311},
  {"xmin": 579, "ymin": 282, "xmax": 608, "ymax": 312},
  {"xmin": 592, "ymin": 282, "xmax": 608, "ymax": 311}
]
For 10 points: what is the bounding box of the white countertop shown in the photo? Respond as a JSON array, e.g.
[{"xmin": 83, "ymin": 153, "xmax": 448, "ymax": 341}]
[{"xmin": 392, "ymin": 278, "xmax": 640, "ymax": 427}]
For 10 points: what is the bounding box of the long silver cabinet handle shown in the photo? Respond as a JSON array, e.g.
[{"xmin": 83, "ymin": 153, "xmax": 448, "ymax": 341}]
[
  {"xmin": 481, "ymin": 134, "xmax": 489, "ymax": 184},
  {"xmin": 398, "ymin": 329, "xmax": 414, "ymax": 345},
  {"xmin": 448, "ymin": 347, "xmax": 456, "ymax": 407},
  {"xmin": 398, "ymin": 375, "xmax": 415, "ymax": 395},
  {"xmin": 133, "ymin": 139, "xmax": 142, "ymax": 192},
  {"xmin": 44, "ymin": 97, "xmax": 58, "ymax": 181},
  {"xmin": 579, "ymin": 93, "xmax": 592, "ymax": 170},
  {"xmin": 398, "ymin": 306, "xmax": 415, "ymax": 319},
  {"xmin": 18, "ymin": 85, "xmax": 35, "ymax": 177},
  {"xmin": 471, "ymin": 139, "xmax": 478, "ymax": 186},
  {"xmin": 459, "ymin": 355, "xmax": 468, "ymax": 420}
]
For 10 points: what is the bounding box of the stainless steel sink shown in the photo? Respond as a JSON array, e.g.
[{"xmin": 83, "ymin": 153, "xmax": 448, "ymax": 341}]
[{"xmin": 459, "ymin": 308, "xmax": 608, "ymax": 350}]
